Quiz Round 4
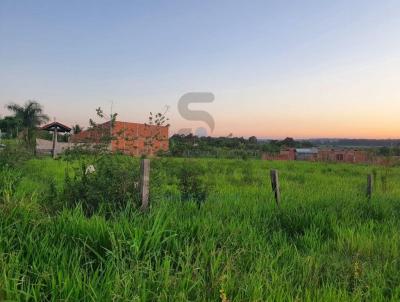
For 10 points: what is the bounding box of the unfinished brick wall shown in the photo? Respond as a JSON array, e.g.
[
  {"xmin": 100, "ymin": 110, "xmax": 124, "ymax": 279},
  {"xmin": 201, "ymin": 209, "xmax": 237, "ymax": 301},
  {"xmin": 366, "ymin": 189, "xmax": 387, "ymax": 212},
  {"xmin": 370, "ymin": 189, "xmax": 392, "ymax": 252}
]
[
  {"xmin": 71, "ymin": 121, "xmax": 111, "ymax": 144},
  {"xmin": 261, "ymin": 148, "xmax": 296, "ymax": 160},
  {"xmin": 318, "ymin": 149, "xmax": 369, "ymax": 163},
  {"xmin": 71, "ymin": 121, "xmax": 169, "ymax": 156},
  {"xmin": 263, "ymin": 148, "xmax": 370, "ymax": 163}
]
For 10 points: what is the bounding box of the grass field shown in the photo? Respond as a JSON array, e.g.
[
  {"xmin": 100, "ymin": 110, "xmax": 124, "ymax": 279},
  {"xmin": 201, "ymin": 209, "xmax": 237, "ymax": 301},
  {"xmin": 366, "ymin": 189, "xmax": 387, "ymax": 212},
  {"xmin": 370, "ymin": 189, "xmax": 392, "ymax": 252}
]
[{"xmin": 1, "ymin": 157, "xmax": 400, "ymax": 301}]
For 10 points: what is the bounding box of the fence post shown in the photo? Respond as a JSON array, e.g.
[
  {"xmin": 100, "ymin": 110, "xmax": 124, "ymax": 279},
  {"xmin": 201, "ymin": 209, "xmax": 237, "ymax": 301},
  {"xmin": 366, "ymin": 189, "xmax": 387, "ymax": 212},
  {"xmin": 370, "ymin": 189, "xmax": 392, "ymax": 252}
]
[
  {"xmin": 367, "ymin": 173, "xmax": 373, "ymax": 200},
  {"xmin": 140, "ymin": 159, "xmax": 150, "ymax": 211},
  {"xmin": 270, "ymin": 169, "xmax": 281, "ymax": 207},
  {"xmin": 52, "ymin": 126, "xmax": 58, "ymax": 159}
]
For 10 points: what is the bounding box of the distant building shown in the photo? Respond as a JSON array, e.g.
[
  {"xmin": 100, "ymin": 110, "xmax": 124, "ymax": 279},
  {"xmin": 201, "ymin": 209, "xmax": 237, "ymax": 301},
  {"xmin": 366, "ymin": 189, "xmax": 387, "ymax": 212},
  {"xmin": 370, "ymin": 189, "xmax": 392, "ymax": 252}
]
[
  {"xmin": 262, "ymin": 148, "xmax": 370, "ymax": 163},
  {"xmin": 71, "ymin": 121, "xmax": 169, "ymax": 156},
  {"xmin": 317, "ymin": 149, "xmax": 369, "ymax": 163},
  {"xmin": 295, "ymin": 148, "xmax": 319, "ymax": 161}
]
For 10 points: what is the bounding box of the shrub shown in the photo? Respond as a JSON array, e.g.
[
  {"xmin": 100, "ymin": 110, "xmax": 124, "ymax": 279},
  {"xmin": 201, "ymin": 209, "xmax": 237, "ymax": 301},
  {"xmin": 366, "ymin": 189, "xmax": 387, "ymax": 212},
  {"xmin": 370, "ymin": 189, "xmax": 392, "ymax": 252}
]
[
  {"xmin": 0, "ymin": 142, "xmax": 32, "ymax": 169},
  {"xmin": 63, "ymin": 155, "xmax": 140, "ymax": 215},
  {"xmin": 178, "ymin": 160, "xmax": 208, "ymax": 205}
]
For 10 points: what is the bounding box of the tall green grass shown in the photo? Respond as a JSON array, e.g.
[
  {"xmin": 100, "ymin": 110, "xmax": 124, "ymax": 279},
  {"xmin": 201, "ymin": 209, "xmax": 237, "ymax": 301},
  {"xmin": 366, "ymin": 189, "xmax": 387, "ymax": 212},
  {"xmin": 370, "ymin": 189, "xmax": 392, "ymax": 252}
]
[{"xmin": 1, "ymin": 158, "xmax": 400, "ymax": 301}]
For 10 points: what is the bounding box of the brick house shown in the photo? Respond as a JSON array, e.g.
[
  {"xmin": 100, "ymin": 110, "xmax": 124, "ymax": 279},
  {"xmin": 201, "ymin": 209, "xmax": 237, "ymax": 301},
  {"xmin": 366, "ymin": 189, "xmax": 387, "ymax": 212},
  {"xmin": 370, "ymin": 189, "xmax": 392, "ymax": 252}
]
[
  {"xmin": 295, "ymin": 148, "xmax": 319, "ymax": 161},
  {"xmin": 262, "ymin": 148, "xmax": 370, "ymax": 163},
  {"xmin": 317, "ymin": 149, "xmax": 369, "ymax": 163},
  {"xmin": 71, "ymin": 121, "xmax": 169, "ymax": 156},
  {"xmin": 262, "ymin": 148, "xmax": 296, "ymax": 160},
  {"xmin": 262, "ymin": 148, "xmax": 318, "ymax": 161}
]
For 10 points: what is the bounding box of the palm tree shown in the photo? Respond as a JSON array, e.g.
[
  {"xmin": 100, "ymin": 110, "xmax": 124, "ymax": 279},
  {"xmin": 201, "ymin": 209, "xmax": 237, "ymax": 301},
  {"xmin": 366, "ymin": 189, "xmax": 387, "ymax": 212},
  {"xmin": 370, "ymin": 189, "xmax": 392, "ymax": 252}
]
[{"xmin": 6, "ymin": 100, "xmax": 49, "ymax": 151}]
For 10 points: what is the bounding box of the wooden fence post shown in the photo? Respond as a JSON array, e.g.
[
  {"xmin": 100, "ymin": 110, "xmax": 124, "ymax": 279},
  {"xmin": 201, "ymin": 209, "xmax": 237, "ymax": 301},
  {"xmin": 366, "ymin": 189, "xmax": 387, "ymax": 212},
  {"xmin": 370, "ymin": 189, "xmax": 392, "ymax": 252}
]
[
  {"xmin": 270, "ymin": 169, "xmax": 281, "ymax": 207},
  {"xmin": 140, "ymin": 159, "xmax": 150, "ymax": 211},
  {"xmin": 367, "ymin": 173, "xmax": 373, "ymax": 199}
]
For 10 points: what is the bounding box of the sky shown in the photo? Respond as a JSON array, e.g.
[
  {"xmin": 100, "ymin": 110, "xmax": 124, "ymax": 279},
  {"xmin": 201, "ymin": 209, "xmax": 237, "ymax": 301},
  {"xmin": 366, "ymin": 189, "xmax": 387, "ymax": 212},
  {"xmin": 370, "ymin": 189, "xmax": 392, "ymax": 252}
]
[{"xmin": 1, "ymin": 0, "xmax": 400, "ymax": 139}]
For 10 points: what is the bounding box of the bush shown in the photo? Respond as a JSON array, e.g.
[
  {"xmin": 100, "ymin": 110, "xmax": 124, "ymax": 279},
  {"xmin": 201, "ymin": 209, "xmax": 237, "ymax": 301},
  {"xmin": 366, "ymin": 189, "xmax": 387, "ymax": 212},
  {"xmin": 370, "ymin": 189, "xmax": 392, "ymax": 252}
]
[
  {"xmin": 63, "ymin": 155, "xmax": 140, "ymax": 215},
  {"xmin": 178, "ymin": 160, "xmax": 208, "ymax": 205},
  {"xmin": 0, "ymin": 142, "xmax": 32, "ymax": 169}
]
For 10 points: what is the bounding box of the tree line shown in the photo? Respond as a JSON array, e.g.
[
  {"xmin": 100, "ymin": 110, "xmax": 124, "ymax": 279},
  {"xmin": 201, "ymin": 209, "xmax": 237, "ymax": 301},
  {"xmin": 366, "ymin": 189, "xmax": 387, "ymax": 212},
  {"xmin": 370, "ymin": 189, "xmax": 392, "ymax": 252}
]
[
  {"xmin": 2, "ymin": 100, "xmax": 399, "ymax": 159},
  {"xmin": 169, "ymin": 134, "xmax": 315, "ymax": 158}
]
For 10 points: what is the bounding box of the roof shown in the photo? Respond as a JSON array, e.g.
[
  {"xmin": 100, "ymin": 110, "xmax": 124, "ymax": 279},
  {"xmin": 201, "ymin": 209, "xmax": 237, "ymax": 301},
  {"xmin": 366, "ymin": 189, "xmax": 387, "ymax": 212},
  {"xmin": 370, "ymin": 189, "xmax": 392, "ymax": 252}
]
[
  {"xmin": 41, "ymin": 122, "xmax": 72, "ymax": 133},
  {"xmin": 296, "ymin": 148, "xmax": 318, "ymax": 154}
]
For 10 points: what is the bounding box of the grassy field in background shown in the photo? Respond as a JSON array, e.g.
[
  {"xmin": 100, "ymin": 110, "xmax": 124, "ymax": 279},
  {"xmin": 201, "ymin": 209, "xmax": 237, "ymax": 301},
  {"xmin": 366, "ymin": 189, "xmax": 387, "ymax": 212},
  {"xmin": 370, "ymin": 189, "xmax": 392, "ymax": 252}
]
[{"xmin": 1, "ymin": 157, "xmax": 400, "ymax": 301}]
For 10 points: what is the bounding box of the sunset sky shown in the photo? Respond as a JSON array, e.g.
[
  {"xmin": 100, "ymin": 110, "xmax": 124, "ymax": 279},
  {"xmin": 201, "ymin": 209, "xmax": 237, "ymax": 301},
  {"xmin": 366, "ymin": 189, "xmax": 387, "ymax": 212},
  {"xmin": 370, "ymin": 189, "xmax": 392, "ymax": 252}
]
[{"xmin": 1, "ymin": 0, "xmax": 400, "ymax": 139}]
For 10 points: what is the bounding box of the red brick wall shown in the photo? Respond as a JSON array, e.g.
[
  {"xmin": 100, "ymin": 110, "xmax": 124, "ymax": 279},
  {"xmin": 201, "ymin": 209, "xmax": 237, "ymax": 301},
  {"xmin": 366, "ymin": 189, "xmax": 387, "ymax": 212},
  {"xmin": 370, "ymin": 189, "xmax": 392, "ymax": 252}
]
[
  {"xmin": 263, "ymin": 148, "xmax": 369, "ymax": 163},
  {"xmin": 111, "ymin": 121, "xmax": 169, "ymax": 156},
  {"xmin": 71, "ymin": 122, "xmax": 111, "ymax": 144},
  {"xmin": 261, "ymin": 148, "xmax": 296, "ymax": 160},
  {"xmin": 317, "ymin": 149, "xmax": 369, "ymax": 163},
  {"xmin": 71, "ymin": 121, "xmax": 169, "ymax": 156}
]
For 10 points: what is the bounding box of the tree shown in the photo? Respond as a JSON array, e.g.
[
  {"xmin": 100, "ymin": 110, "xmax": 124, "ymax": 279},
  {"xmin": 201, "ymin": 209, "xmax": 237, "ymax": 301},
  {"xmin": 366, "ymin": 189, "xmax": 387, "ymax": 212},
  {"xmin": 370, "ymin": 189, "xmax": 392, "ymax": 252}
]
[
  {"xmin": 248, "ymin": 136, "xmax": 258, "ymax": 144},
  {"xmin": 72, "ymin": 124, "xmax": 83, "ymax": 134},
  {"xmin": 6, "ymin": 100, "xmax": 49, "ymax": 151},
  {"xmin": 74, "ymin": 107, "xmax": 117, "ymax": 157},
  {"xmin": 144, "ymin": 107, "xmax": 170, "ymax": 155},
  {"xmin": 0, "ymin": 116, "xmax": 22, "ymax": 138},
  {"xmin": 279, "ymin": 137, "xmax": 296, "ymax": 147}
]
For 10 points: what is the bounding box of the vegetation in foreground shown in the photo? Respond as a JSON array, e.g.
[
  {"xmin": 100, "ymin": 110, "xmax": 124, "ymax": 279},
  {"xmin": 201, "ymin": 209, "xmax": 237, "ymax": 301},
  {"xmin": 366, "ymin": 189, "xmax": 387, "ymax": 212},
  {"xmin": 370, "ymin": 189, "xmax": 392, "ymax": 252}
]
[{"xmin": 1, "ymin": 154, "xmax": 400, "ymax": 301}]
